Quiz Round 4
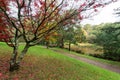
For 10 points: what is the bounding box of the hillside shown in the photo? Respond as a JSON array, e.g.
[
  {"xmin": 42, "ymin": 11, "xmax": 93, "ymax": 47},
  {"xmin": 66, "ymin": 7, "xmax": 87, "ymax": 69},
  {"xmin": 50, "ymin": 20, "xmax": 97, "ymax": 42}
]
[{"xmin": 0, "ymin": 43, "xmax": 120, "ymax": 80}]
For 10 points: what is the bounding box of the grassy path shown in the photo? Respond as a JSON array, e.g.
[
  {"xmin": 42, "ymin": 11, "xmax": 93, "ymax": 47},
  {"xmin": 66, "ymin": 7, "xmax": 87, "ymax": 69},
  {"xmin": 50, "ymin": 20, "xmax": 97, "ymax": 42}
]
[{"xmin": 51, "ymin": 48, "xmax": 120, "ymax": 74}]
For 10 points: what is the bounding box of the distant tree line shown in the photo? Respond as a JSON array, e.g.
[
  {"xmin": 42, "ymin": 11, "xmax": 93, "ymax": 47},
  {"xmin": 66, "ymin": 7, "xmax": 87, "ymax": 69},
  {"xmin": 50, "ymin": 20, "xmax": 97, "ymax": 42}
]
[{"xmin": 84, "ymin": 22, "xmax": 120, "ymax": 61}]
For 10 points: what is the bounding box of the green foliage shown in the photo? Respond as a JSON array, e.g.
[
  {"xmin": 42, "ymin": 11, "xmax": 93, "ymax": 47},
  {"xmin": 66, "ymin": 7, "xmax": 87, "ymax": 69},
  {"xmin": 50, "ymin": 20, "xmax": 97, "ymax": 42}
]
[
  {"xmin": 83, "ymin": 24, "xmax": 97, "ymax": 43},
  {"xmin": 55, "ymin": 24, "xmax": 86, "ymax": 48},
  {"xmin": 75, "ymin": 26, "xmax": 86, "ymax": 43},
  {"xmin": 94, "ymin": 23, "xmax": 120, "ymax": 61},
  {"xmin": 64, "ymin": 26, "xmax": 76, "ymax": 44}
]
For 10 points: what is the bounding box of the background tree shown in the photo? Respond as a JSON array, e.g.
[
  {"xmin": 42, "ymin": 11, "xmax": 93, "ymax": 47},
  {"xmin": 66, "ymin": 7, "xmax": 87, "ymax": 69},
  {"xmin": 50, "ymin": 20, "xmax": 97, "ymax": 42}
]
[
  {"xmin": 94, "ymin": 23, "xmax": 120, "ymax": 61},
  {"xmin": 44, "ymin": 31, "xmax": 58, "ymax": 48},
  {"xmin": 56, "ymin": 25, "xmax": 66, "ymax": 48},
  {"xmin": 56, "ymin": 24, "xmax": 85, "ymax": 50},
  {"xmin": 0, "ymin": 0, "xmax": 115, "ymax": 71},
  {"xmin": 64, "ymin": 25, "xmax": 75, "ymax": 51},
  {"xmin": 83, "ymin": 24, "xmax": 97, "ymax": 43},
  {"xmin": 64, "ymin": 25, "xmax": 86, "ymax": 51},
  {"xmin": 75, "ymin": 25, "xmax": 86, "ymax": 43}
]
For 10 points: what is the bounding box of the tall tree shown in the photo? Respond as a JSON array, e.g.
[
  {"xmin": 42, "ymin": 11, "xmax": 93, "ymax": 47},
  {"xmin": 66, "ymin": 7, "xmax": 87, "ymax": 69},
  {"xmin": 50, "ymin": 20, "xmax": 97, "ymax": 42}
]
[
  {"xmin": 75, "ymin": 26, "xmax": 86, "ymax": 43},
  {"xmin": 94, "ymin": 23, "xmax": 120, "ymax": 61},
  {"xmin": 0, "ymin": 0, "xmax": 115, "ymax": 71},
  {"xmin": 65, "ymin": 25, "xmax": 75, "ymax": 51}
]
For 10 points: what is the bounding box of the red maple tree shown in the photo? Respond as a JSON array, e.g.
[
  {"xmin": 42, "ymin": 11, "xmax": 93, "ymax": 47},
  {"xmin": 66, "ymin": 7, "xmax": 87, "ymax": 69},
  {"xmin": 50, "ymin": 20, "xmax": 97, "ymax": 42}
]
[{"xmin": 0, "ymin": 0, "xmax": 115, "ymax": 71}]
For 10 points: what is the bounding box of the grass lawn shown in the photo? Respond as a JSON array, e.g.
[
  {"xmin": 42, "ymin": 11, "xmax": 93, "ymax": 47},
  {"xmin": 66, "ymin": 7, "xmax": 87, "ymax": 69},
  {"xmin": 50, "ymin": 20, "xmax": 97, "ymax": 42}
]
[{"xmin": 0, "ymin": 42, "xmax": 120, "ymax": 80}]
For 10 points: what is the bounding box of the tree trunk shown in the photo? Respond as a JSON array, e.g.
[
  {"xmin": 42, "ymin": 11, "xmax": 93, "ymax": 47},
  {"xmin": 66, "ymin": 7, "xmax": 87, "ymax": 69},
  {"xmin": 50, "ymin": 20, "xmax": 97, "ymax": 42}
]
[
  {"xmin": 9, "ymin": 44, "xmax": 29, "ymax": 72},
  {"xmin": 68, "ymin": 41, "xmax": 71, "ymax": 51},
  {"xmin": 46, "ymin": 41, "xmax": 49, "ymax": 49},
  {"xmin": 9, "ymin": 46, "xmax": 19, "ymax": 72},
  {"xmin": 17, "ymin": 44, "xmax": 29, "ymax": 65},
  {"xmin": 58, "ymin": 37, "xmax": 64, "ymax": 48},
  {"xmin": 61, "ymin": 37, "xmax": 64, "ymax": 48},
  {"xmin": 9, "ymin": 34, "xmax": 19, "ymax": 72}
]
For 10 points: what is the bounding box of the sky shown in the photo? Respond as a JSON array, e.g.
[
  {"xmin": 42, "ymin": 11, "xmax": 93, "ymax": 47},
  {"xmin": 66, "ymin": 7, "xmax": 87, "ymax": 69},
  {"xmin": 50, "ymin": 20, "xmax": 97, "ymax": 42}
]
[{"xmin": 81, "ymin": 0, "xmax": 120, "ymax": 25}]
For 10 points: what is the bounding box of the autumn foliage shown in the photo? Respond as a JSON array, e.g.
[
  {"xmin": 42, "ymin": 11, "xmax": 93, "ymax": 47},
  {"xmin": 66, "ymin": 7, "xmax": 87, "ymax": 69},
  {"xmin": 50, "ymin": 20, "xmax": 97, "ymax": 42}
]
[{"xmin": 0, "ymin": 0, "xmax": 115, "ymax": 71}]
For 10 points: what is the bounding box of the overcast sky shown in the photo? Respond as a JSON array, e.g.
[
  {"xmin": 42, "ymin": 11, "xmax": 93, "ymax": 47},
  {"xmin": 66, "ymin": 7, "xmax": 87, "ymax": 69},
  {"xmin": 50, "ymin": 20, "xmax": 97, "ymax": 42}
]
[{"xmin": 81, "ymin": 0, "xmax": 120, "ymax": 25}]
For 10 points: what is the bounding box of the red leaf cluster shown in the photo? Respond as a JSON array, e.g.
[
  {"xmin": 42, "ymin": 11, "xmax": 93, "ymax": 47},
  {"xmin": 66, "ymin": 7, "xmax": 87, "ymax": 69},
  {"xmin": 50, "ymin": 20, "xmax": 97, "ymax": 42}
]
[
  {"xmin": 93, "ymin": 4, "xmax": 103, "ymax": 8},
  {"xmin": 78, "ymin": 14, "xmax": 83, "ymax": 20},
  {"xmin": 0, "ymin": 73, "xmax": 2, "ymax": 77}
]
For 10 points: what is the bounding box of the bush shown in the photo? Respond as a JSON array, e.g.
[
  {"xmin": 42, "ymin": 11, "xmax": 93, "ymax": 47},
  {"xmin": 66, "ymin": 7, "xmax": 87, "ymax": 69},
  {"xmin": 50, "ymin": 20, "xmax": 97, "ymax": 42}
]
[
  {"xmin": 103, "ymin": 52, "xmax": 120, "ymax": 61},
  {"xmin": 89, "ymin": 54, "xmax": 104, "ymax": 58},
  {"xmin": 90, "ymin": 53, "xmax": 120, "ymax": 61},
  {"xmin": 93, "ymin": 23, "xmax": 120, "ymax": 61},
  {"xmin": 75, "ymin": 50, "xmax": 84, "ymax": 54}
]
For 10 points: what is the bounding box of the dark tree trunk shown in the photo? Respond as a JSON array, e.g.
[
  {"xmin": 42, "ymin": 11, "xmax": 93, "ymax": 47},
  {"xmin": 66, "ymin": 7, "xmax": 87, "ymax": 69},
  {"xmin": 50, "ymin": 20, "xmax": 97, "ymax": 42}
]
[
  {"xmin": 59, "ymin": 37, "xmax": 64, "ymax": 48},
  {"xmin": 9, "ymin": 62, "xmax": 20, "ymax": 72},
  {"xmin": 46, "ymin": 41, "xmax": 49, "ymax": 49},
  {"xmin": 68, "ymin": 41, "xmax": 71, "ymax": 51},
  {"xmin": 61, "ymin": 37, "xmax": 64, "ymax": 48}
]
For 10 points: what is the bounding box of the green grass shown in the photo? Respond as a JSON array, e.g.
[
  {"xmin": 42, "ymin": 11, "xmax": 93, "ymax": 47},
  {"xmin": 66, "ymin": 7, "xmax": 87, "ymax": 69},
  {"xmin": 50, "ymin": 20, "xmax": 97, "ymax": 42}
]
[{"xmin": 0, "ymin": 42, "xmax": 120, "ymax": 80}]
